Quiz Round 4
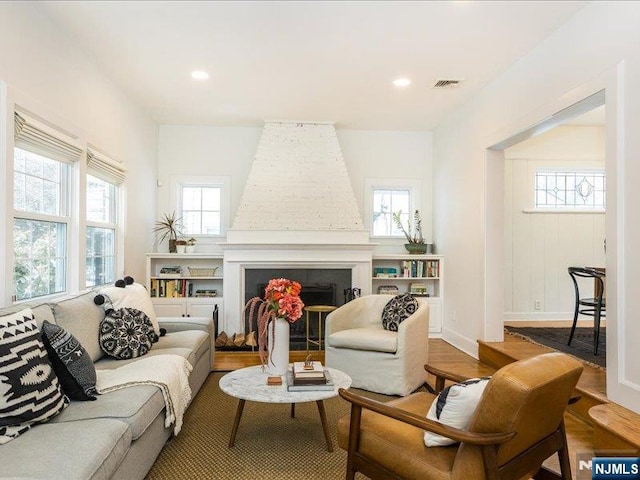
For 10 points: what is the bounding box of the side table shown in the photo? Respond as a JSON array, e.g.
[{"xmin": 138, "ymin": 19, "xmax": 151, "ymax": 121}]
[{"xmin": 305, "ymin": 305, "xmax": 337, "ymax": 353}]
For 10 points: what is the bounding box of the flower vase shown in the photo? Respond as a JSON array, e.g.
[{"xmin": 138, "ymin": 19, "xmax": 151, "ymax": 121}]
[{"xmin": 267, "ymin": 317, "xmax": 290, "ymax": 375}]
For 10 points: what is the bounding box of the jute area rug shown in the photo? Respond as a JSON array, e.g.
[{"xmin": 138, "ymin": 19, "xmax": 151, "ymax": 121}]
[{"xmin": 146, "ymin": 372, "xmax": 391, "ymax": 479}]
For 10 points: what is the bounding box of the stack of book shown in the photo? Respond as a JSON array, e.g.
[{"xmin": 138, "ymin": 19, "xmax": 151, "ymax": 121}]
[
  {"xmin": 286, "ymin": 361, "xmax": 335, "ymax": 391},
  {"xmin": 159, "ymin": 266, "xmax": 182, "ymax": 278}
]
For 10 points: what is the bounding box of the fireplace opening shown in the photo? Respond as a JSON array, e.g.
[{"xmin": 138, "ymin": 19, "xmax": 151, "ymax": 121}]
[
  {"xmin": 236, "ymin": 268, "xmax": 352, "ymax": 351},
  {"xmin": 251, "ymin": 282, "xmax": 336, "ymax": 350}
]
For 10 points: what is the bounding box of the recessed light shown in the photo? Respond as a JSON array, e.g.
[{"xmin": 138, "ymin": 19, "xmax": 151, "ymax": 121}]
[
  {"xmin": 392, "ymin": 78, "xmax": 411, "ymax": 87},
  {"xmin": 191, "ymin": 70, "xmax": 209, "ymax": 80}
]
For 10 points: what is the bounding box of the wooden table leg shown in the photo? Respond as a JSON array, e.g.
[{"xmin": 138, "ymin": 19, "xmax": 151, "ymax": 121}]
[
  {"xmin": 291, "ymin": 402, "xmax": 296, "ymax": 418},
  {"xmin": 228, "ymin": 399, "xmax": 246, "ymax": 448},
  {"xmin": 316, "ymin": 400, "xmax": 333, "ymax": 452}
]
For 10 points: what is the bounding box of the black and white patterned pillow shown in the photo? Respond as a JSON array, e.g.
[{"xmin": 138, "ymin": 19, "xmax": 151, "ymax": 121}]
[
  {"xmin": 381, "ymin": 293, "xmax": 419, "ymax": 331},
  {"xmin": 40, "ymin": 320, "xmax": 97, "ymax": 401},
  {"xmin": 0, "ymin": 309, "xmax": 69, "ymax": 444},
  {"xmin": 99, "ymin": 307, "xmax": 156, "ymax": 360},
  {"xmin": 424, "ymin": 377, "xmax": 491, "ymax": 446}
]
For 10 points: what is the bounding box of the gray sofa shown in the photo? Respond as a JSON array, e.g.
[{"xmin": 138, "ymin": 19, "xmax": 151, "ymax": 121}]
[{"xmin": 0, "ymin": 291, "xmax": 213, "ymax": 480}]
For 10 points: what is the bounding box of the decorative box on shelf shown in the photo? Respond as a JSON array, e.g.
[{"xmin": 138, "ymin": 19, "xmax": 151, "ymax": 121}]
[{"xmin": 188, "ymin": 267, "xmax": 218, "ymax": 277}]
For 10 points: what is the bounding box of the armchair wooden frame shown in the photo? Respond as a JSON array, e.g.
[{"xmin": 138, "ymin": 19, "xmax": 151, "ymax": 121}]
[{"xmin": 339, "ymin": 363, "xmax": 575, "ymax": 480}]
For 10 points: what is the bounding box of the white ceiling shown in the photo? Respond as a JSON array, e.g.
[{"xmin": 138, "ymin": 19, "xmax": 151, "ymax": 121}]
[{"xmin": 40, "ymin": 1, "xmax": 586, "ymax": 130}]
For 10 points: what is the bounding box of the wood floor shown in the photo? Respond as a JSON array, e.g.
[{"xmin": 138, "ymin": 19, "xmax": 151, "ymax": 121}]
[
  {"xmin": 215, "ymin": 335, "xmax": 638, "ymax": 480},
  {"xmin": 426, "ymin": 338, "xmax": 596, "ymax": 479}
]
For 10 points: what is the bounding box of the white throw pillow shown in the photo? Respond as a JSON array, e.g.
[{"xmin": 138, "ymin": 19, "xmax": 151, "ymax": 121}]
[
  {"xmin": 99, "ymin": 282, "xmax": 159, "ymax": 335},
  {"xmin": 424, "ymin": 377, "xmax": 491, "ymax": 447}
]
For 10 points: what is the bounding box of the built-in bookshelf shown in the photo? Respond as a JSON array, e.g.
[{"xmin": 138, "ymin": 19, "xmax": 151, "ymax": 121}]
[
  {"xmin": 145, "ymin": 253, "xmax": 223, "ymax": 319},
  {"xmin": 372, "ymin": 254, "xmax": 443, "ymax": 333}
]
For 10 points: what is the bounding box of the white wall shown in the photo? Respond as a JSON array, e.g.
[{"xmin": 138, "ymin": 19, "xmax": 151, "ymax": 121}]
[
  {"xmin": 504, "ymin": 125, "xmax": 605, "ymax": 320},
  {"xmin": 158, "ymin": 125, "xmax": 433, "ymax": 251},
  {"xmin": 433, "ymin": 2, "xmax": 640, "ymax": 411},
  {"xmin": 0, "ymin": 3, "xmax": 158, "ymax": 294}
]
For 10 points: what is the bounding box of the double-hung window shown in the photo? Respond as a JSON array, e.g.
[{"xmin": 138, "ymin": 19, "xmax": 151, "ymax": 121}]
[
  {"xmin": 85, "ymin": 148, "xmax": 125, "ymax": 287},
  {"xmin": 13, "ymin": 112, "xmax": 81, "ymax": 301}
]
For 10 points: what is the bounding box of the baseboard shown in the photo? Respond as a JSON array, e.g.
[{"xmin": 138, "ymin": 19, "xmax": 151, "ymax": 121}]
[
  {"xmin": 441, "ymin": 327, "xmax": 478, "ymax": 359},
  {"xmin": 503, "ymin": 312, "xmax": 573, "ymax": 321}
]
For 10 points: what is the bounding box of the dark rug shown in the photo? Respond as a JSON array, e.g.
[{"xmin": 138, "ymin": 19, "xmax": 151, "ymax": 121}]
[{"xmin": 505, "ymin": 326, "xmax": 606, "ymax": 368}]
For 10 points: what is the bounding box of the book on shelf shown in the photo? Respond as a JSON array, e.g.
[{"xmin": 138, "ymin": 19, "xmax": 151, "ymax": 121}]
[
  {"xmin": 410, "ymin": 282, "xmax": 428, "ymax": 295},
  {"xmin": 378, "ymin": 285, "xmax": 399, "ymax": 295},
  {"xmin": 194, "ymin": 289, "xmax": 217, "ymax": 297},
  {"xmin": 402, "ymin": 260, "xmax": 439, "ymax": 278},
  {"xmin": 286, "ymin": 370, "xmax": 335, "ymax": 392},
  {"xmin": 373, "ymin": 267, "xmax": 398, "ymax": 278},
  {"xmin": 152, "ymin": 278, "xmax": 189, "ymax": 298}
]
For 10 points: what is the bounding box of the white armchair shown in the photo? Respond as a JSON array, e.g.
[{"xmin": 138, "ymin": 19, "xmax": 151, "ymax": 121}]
[{"xmin": 325, "ymin": 294, "xmax": 429, "ymax": 396}]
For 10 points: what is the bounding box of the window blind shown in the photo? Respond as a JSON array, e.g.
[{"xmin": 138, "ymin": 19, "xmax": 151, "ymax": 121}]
[
  {"xmin": 87, "ymin": 147, "xmax": 126, "ymax": 185},
  {"xmin": 14, "ymin": 112, "xmax": 82, "ymax": 164}
]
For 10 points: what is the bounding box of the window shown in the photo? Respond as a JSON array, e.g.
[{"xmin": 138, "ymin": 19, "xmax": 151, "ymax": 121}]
[
  {"xmin": 13, "ymin": 148, "xmax": 69, "ymax": 300},
  {"xmin": 534, "ymin": 170, "xmax": 606, "ymax": 210},
  {"xmin": 372, "ymin": 188, "xmax": 411, "ymax": 237},
  {"xmin": 86, "ymin": 175, "xmax": 116, "ymax": 287},
  {"xmin": 180, "ymin": 185, "xmax": 222, "ymax": 235}
]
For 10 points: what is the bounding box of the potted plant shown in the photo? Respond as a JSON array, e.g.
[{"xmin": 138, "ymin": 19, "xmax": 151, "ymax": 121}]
[
  {"xmin": 153, "ymin": 212, "xmax": 183, "ymax": 253},
  {"xmin": 186, "ymin": 238, "xmax": 197, "ymax": 254},
  {"xmin": 393, "ymin": 210, "xmax": 428, "ymax": 254},
  {"xmin": 175, "ymin": 239, "xmax": 187, "ymax": 254}
]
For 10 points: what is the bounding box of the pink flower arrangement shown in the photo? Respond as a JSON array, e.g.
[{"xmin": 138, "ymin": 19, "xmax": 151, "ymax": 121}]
[{"xmin": 244, "ymin": 278, "xmax": 304, "ymax": 367}]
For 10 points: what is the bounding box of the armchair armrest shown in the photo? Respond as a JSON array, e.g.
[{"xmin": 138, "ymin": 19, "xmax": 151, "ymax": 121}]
[
  {"xmin": 339, "ymin": 388, "xmax": 515, "ymax": 446},
  {"xmin": 423, "ymin": 364, "xmax": 472, "ymax": 393}
]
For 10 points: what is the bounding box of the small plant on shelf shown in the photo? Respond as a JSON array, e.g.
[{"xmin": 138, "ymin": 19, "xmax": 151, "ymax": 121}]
[
  {"xmin": 153, "ymin": 211, "xmax": 183, "ymax": 253},
  {"xmin": 393, "ymin": 210, "xmax": 427, "ymax": 253},
  {"xmin": 186, "ymin": 237, "xmax": 197, "ymax": 253}
]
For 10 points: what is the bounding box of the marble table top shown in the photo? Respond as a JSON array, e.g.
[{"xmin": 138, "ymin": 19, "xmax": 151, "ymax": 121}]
[{"xmin": 219, "ymin": 365, "xmax": 352, "ymax": 403}]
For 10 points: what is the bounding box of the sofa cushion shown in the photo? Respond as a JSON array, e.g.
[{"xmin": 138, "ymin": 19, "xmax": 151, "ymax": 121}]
[
  {"xmin": 53, "ymin": 291, "xmax": 105, "ymax": 362},
  {"xmin": 50, "ymin": 385, "xmax": 164, "ymax": 441},
  {"xmin": 99, "ymin": 308, "xmax": 155, "ymax": 359},
  {"xmin": 0, "ymin": 308, "xmax": 69, "ymax": 444},
  {"xmin": 96, "ymin": 347, "xmax": 195, "ymax": 370},
  {"xmin": 0, "ymin": 303, "xmax": 55, "ymax": 328},
  {"xmin": 381, "ymin": 293, "xmax": 418, "ymax": 331},
  {"xmin": 0, "ymin": 417, "xmax": 131, "ymax": 480},
  {"xmin": 328, "ymin": 326, "xmax": 398, "ymax": 353},
  {"xmin": 424, "ymin": 377, "xmax": 491, "ymax": 447},
  {"xmin": 154, "ymin": 330, "xmax": 209, "ymax": 365},
  {"xmin": 41, "ymin": 320, "xmax": 98, "ymax": 401}
]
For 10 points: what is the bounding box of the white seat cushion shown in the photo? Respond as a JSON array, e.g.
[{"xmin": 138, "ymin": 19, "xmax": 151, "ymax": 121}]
[{"xmin": 328, "ymin": 327, "xmax": 398, "ymax": 353}]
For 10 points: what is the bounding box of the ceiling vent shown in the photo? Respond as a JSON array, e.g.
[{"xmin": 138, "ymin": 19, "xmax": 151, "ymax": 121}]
[{"xmin": 432, "ymin": 79, "xmax": 462, "ymax": 88}]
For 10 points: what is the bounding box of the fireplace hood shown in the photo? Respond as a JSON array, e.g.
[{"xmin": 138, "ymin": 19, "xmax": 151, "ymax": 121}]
[{"xmin": 227, "ymin": 121, "xmax": 369, "ymax": 245}]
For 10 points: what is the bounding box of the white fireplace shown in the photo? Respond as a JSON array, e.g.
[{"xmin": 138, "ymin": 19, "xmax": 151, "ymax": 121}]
[{"xmin": 221, "ymin": 121, "xmax": 375, "ymax": 334}]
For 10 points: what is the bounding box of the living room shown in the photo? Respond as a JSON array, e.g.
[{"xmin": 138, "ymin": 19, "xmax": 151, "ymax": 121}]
[{"xmin": 2, "ymin": 1, "xmax": 640, "ymax": 479}]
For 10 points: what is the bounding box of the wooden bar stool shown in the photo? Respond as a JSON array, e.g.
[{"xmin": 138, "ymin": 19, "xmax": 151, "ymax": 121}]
[{"xmin": 305, "ymin": 305, "xmax": 337, "ymax": 354}]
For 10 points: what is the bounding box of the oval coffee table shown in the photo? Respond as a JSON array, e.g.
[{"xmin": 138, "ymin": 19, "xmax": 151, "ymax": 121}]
[{"xmin": 219, "ymin": 365, "xmax": 352, "ymax": 452}]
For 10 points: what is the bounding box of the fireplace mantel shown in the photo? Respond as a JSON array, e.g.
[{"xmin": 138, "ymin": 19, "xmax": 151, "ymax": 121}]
[{"xmin": 220, "ymin": 242, "xmax": 375, "ymax": 334}]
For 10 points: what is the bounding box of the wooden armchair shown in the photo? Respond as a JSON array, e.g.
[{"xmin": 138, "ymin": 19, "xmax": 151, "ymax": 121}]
[{"xmin": 338, "ymin": 352, "xmax": 583, "ymax": 480}]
